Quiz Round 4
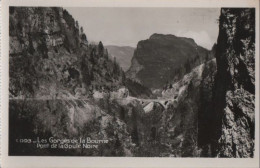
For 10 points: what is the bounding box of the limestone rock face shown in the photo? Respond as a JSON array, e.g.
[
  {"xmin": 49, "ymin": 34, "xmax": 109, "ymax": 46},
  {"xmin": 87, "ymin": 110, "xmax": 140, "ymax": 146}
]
[
  {"xmin": 156, "ymin": 59, "xmax": 217, "ymax": 157},
  {"xmin": 212, "ymin": 8, "xmax": 255, "ymax": 157},
  {"xmin": 127, "ymin": 33, "xmax": 212, "ymax": 89},
  {"xmin": 9, "ymin": 7, "xmax": 131, "ymax": 156},
  {"xmin": 9, "ymin": 7, "xmax": 125, "ymax": 99}
]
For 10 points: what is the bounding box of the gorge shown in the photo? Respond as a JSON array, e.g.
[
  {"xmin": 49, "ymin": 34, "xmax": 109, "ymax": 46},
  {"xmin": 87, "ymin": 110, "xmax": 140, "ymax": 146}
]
[{"xmin": 9, "ymin": 7, "xmax": 255, "ymax": 157}]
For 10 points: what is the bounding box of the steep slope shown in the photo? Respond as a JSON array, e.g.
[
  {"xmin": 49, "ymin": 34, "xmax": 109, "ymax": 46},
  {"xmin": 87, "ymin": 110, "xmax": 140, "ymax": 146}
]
[
  {"xmin": 9, "ymin": 7, "xmax": 125, "ymax": 99},
  {"xmin": 9, "ymin": 7, "xmax": 133, "ymax": 156},
  {"xmin": 127, "ymin": 33, "xmax": 212, "ymax": 89},
  {"xmin": 130, "ymin": 59, "xmax": 217, "ymax": 157},
  {"xmin": 211, "ymin": 8, "xmax": 255, "ymax": 157},
  {"xmin": 106, "ymin": 45, "xmax": 135, "ymax": 71},
  {"xmin": 9, "ymin": 99, "xmax": 136, "ymax": 156}
]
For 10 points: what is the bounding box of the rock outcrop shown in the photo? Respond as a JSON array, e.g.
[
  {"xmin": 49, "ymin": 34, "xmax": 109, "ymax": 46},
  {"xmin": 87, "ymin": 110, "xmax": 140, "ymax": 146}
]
[
  {"xmin": 9, "ymin": 7, "xmax": 125, "ymax": 99},
  {"xmin": 154, "ymin": 59, "xmax": 217, "ymax": 157},
  {"xmin": 127, "ymin": 33, "xmax": 212, "ymax": 89},
  {"xmin": 211, "ymin": 8, "xmax": 255, "ymax": 157},
  {"xmin": 9, "ymin": 7, "xmax": 131, "ymax": 156}
]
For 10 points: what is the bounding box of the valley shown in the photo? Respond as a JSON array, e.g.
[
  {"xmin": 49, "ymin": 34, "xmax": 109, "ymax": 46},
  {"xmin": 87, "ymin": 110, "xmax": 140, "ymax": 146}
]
[{"xmin": 9, "ymin": 7, "xmax": 255, "ymax": 157}]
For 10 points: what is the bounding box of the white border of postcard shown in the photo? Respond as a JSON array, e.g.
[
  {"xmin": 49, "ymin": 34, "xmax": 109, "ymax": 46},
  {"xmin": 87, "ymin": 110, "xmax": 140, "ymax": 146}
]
[{"xmin": 1, "ymin": 0, "xmax": 259, "ymax": 167}]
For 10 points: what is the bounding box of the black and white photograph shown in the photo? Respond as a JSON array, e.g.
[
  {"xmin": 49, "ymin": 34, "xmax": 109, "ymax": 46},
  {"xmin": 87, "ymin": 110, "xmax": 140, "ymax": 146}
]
[
  {"xmin": 7, "ymin": 5, "xmax": 257, "ymax": 158},
  {"xmin": 1, "ymin": 1, "xmax": 259, "ymax": 167}
]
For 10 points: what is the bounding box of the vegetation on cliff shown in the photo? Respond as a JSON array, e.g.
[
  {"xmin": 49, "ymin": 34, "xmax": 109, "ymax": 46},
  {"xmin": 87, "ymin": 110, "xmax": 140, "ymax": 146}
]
[{"xmin": 9, "ymin": 7, "xmax": 255, "ymax": 158}]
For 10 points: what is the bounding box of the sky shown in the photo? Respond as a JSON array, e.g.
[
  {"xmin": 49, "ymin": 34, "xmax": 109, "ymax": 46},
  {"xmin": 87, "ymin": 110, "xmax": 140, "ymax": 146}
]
[{"xmin": 65, "ymin": 8, "xmax": 220, "ymax": 50}]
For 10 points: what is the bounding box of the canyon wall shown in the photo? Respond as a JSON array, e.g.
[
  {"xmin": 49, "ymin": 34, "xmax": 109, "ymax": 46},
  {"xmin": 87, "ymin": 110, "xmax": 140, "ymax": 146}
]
[{"xmin": 211, "ymin": 8, "xmax": 255, "ymax": 157}]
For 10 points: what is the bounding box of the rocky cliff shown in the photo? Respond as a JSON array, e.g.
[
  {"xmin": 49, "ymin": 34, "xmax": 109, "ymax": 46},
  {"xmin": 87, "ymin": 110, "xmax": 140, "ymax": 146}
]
[
  {"xmin": 160, "ymin": 8, "xmax": 256, "ymax": 158},
  {"xmin": 9, "ymin": 7, "xmax": 125, "ymax": 99},
  {"xmin": 9, "ymin": 7, "xmax": 255, "ymax": 157},
  {"xmin": 155, "ymin": 59, "xmax": 217, "ymax": 157},
  {"xmin": 139, "ymin": 8, "xmax": 256, "ymax": 157},
  {"xmin": 9, "ymin": 7, "xmax": 133, "ymax": 156},
  {"xmin": 210, "ymin": 8, "xmax": 255, "ymax": 158},
  {"xmin": 127, "ymin": 33, "xmax": 213, "ymax": 89}
]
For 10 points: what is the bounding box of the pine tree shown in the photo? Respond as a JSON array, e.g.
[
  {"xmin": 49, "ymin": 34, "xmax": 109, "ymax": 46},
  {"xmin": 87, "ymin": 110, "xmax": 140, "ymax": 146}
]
[
  {"xmin": 113, "ymin": 57, "xmax": 118, "ymax": 77},
  {"xmin": 90, "ymin": 48, "xmax": 95, "ymax": 64},
  {"xmin": 98, "ymin": 41, "xmax": 104, "ymax": 56},
  {"xmin": 104, "ymin": 48, "xmax": 109, "ymax": 59},
  {"xmin": 80, "ymin": 26, "xmax": 84, "ymax": 34},
  {"xmin": 81, "ymin": 54, "xmax": 91, "ymax": 86},
  {"xmin": 81, "ymin": 33, "xmax": 87, "ymax": 42},
  {"xmin": 75, "ymin": 20, "xmax": 79, "ymax": 29}
]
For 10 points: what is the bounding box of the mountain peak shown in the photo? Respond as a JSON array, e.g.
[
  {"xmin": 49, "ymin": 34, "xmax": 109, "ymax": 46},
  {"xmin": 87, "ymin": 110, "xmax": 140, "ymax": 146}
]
[
  {"xmin": 127, "ymin": 33, "xmax": 210, "ymax": 89},
  {"xmin": 149, "ymin": 33, "xmax": 176, "ymax": 39},
  {"xmin": 149, "ymin": 33, "xmax": 196, "ymax": 44}
]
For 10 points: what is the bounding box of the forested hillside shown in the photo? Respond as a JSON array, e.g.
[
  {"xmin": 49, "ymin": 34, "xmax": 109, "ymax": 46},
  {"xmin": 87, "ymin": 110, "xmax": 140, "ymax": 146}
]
[{"xmin": 9, "ymin": 7, "xmax": 125, "ymax": 99}]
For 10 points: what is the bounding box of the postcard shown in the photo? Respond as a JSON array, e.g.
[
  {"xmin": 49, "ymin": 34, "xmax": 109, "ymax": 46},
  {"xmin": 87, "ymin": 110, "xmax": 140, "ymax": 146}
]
[{"xmin": 1, "ymin": 0, "xmax": 259, "ymax": 167}]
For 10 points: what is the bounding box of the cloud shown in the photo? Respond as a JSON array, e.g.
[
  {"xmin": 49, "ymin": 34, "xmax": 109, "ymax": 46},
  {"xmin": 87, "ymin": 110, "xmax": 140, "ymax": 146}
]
[{"xmin": 176, "ymin": 30, "xmax": 215, "ymax": 50}]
